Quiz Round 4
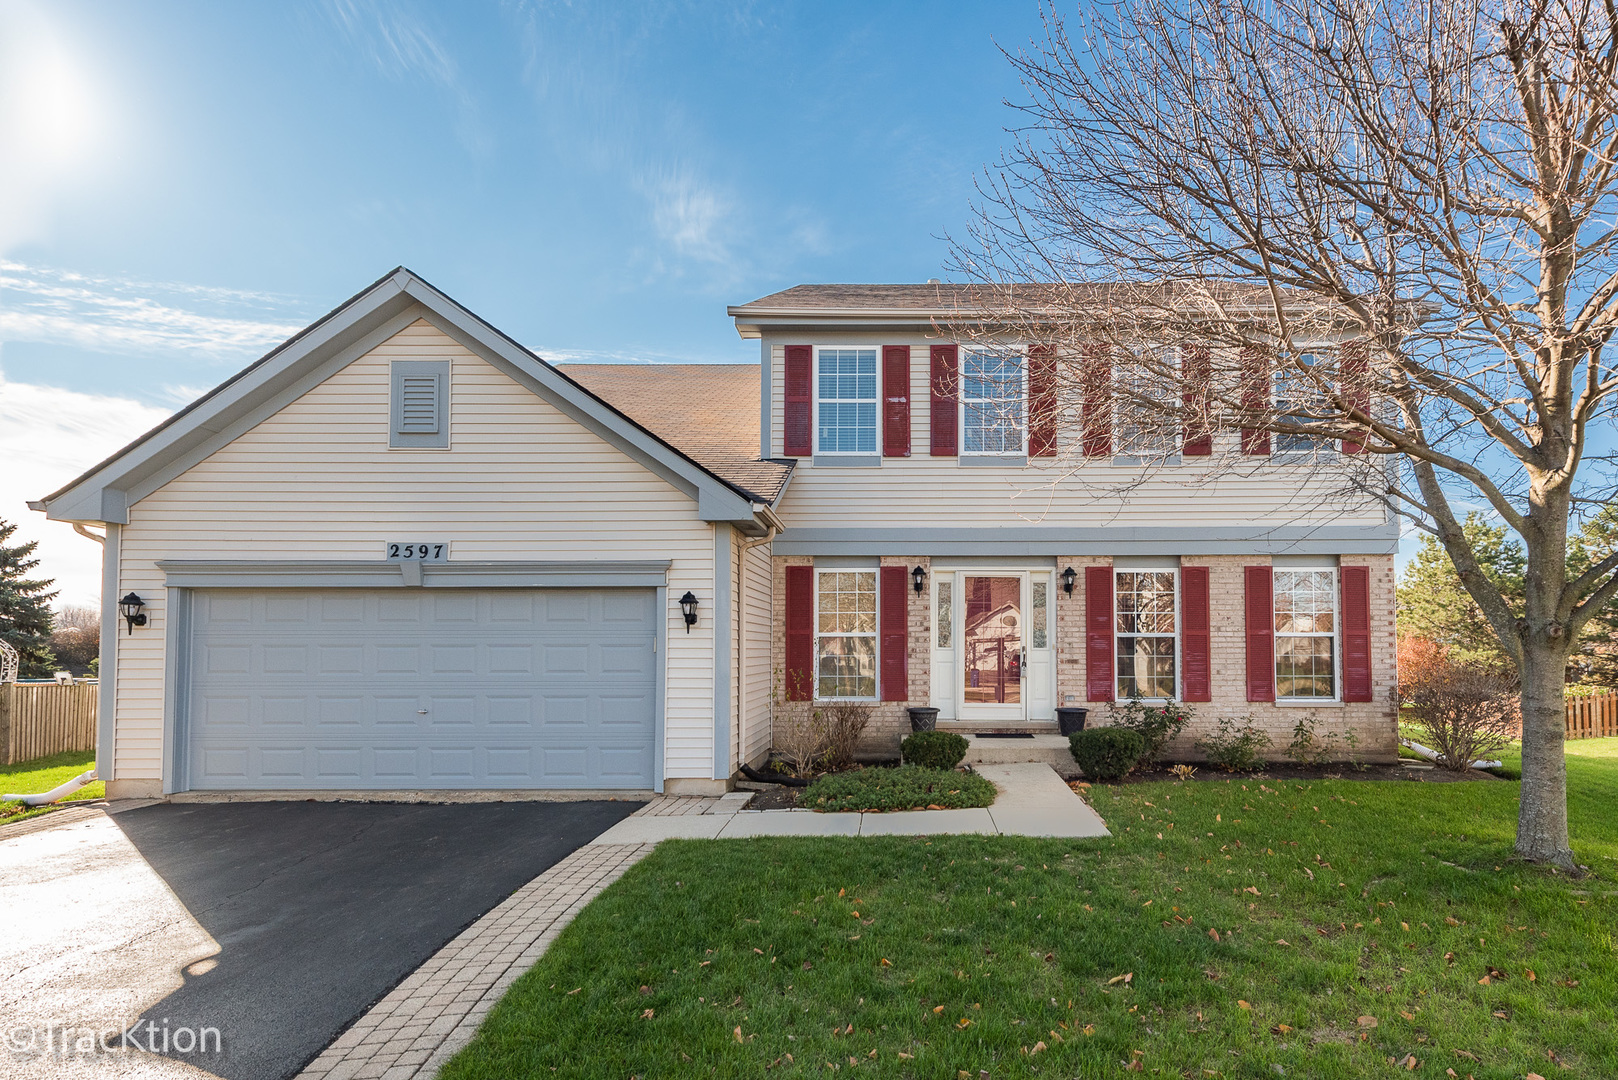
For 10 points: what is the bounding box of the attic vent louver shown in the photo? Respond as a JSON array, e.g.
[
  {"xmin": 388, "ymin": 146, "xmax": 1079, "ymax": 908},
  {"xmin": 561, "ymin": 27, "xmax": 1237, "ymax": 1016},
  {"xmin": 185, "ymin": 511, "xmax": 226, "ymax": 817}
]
[
  {"xmin": 399, "ymin": 375, "xmax": 440, "ymax": 432},
  {"xmin": 390, "ymin": 360, "xmax": 449, "ymax": 448}
]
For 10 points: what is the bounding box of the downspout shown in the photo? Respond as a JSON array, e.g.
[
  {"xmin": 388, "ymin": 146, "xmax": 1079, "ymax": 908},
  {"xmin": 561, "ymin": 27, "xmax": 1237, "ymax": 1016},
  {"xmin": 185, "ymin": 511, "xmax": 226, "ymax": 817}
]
[{"xmin": 735, "ymin": 504, "xmax": 782, "ymax": 772}]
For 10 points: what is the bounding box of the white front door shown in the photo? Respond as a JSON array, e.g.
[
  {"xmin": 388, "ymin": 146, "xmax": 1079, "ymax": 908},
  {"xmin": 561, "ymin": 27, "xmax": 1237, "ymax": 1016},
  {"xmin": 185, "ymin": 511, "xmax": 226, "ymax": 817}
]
[{"xmin": 957, "ymin": 573, "xmax": 1027, "ymax": 722}]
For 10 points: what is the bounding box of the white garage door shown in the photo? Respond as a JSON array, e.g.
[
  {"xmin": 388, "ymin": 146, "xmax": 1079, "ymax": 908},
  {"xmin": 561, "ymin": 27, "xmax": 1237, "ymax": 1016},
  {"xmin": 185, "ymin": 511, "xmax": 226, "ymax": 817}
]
[{"xmin": 182, "ymin": 587, "xmax": 658, "ymax": 790}]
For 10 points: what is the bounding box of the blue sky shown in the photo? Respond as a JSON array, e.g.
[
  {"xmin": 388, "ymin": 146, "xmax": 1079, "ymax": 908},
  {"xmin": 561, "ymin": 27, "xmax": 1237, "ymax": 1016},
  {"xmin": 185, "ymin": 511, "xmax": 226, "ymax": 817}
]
[{"xmin": 2, "ymin": 1, "xmax": 1041, "ymax": 603}]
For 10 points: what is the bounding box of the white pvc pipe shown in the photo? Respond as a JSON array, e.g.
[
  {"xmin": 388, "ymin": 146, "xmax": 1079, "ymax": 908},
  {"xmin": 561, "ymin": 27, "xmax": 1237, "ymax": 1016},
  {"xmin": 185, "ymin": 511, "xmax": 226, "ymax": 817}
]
[
  {"xmin": 4, "ymin": 768, "xmax": 97, "ymax": 806},
  {"xmin": 1400, "ymin": 738, "xmax": 1502, "ymax": 770}
]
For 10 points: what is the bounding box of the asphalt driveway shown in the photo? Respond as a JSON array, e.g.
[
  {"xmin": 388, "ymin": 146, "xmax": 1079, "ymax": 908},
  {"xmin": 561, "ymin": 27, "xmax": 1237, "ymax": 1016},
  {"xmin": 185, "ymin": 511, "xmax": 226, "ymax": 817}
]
[{"xmin": 0, "ymin": 798, "xmax": 640, "ymax": 1080}]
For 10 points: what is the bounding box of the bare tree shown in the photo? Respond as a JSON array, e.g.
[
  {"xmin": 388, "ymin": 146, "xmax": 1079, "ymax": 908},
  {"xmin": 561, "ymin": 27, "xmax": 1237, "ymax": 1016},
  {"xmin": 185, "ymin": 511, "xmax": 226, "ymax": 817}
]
[{"xmin": 950, "ymin": 0, "xmax": 1618, "ymax": 868}]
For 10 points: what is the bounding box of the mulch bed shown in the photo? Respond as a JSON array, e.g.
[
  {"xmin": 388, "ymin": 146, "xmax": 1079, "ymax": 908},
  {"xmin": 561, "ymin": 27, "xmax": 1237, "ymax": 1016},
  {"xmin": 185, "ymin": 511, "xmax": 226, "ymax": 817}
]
[{"xmin": 1081, "ymin": 761, "xmax": 1503, "ymax": 786}]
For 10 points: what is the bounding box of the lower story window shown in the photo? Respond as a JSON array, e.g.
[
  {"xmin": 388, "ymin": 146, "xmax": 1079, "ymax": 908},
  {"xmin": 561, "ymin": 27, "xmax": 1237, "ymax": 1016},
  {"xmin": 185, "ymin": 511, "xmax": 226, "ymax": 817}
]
[
  {"xmin": 1116, "ymin": 570, "xmax": 1177, "ymax": 699},
  {"xmin": 1274, "ymin": 568, "xmax": 1337, "ymax": 698},
  {"xmin": 816, "ymin": 570, "xmax": 877, "ymax": 698}
]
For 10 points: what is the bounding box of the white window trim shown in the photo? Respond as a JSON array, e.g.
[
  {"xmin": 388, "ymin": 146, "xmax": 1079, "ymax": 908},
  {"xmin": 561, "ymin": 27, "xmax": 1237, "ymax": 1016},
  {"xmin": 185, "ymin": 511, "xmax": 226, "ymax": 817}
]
[
  {"xmin": 1273, "ymin": 347, "xmax": 1340, "ymax": 456},
  {"xmin": 812, "ymin": 345, "xmax": 882, "ymax": 458},
  {"xmin": 960, "ymin": 347, "xmax": 1029, "ymax": 457},
  {"xmin": 814, "ymin": 567, "xmax": 880, "ymax": 702},
  {"xmin": 1273, "ymin": 565, "xmax": 1342, "ymax": 703},
  {"xmin": 1114, "ymin": 344, "xmax": 1179, "ymax": 458},
  {"xmin": 1113, "ymin": 567, "xmax": 1179, "ymax": 703}
]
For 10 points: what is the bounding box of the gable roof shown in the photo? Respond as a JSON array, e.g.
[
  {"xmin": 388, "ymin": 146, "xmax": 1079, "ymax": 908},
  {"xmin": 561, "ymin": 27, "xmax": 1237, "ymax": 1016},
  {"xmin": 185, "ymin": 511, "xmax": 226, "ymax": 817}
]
[
  {"xmin": 33, "ymin": 268, "xmax": 782, "ymax": 530},
  {"xmin": 561, "ymin": 364, "xmax": 791, "ymax": 504}
]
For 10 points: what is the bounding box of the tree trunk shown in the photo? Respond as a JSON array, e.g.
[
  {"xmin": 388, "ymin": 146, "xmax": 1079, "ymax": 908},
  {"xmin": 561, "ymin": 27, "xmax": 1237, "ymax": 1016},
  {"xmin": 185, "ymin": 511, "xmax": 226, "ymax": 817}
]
[{"xmin": 1515, "ymin": 638, "xmax": 1576, "ymax": 869}]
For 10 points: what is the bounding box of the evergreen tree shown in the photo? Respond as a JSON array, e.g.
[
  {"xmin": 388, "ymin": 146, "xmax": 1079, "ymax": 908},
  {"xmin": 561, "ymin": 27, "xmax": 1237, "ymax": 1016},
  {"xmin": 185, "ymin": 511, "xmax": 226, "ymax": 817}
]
[
  {"xmin": 1569, "ymin": 507, "xmax": 1618, "ymax": 690},
  {"xmin": 0, "ymin": 518, "xmax": 59, "ymax": 678},
  {"xmin": 1398, "ymin": 513, "xmax": 1525, "ymax": 673}
]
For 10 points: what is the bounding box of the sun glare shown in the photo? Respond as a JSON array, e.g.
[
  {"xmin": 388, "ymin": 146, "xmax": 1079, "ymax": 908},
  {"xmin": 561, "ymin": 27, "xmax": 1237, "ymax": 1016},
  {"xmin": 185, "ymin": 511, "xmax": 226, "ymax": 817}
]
[{"xmin": 1, "ymin": 7, "xmax": 101, "ymax": 170}]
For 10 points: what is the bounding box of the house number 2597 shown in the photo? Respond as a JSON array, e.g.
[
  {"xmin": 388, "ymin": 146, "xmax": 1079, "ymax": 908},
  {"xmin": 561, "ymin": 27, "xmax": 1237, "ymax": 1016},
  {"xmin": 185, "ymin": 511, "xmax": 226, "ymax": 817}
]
[{"xmin": 386, "ymin": 542, "xmax": 448, "ymax": 561}]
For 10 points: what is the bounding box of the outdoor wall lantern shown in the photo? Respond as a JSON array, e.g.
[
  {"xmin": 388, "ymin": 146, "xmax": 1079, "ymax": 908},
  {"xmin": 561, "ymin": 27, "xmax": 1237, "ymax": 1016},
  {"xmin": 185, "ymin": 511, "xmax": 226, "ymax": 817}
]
[
  {"xmin": 679, "ymin": 591, "xmax": 699, "ymax": 632},
  {"xmin": 119, "ymin": 592, "xmax": 148, "ymax": 634},
  {"xmin": 911, "ymin": 565, "xmax": 926, "ymax": 595},
  {"xmin": 1061, "ymin": 566, "xmax": 1077, "ymax": 597}
]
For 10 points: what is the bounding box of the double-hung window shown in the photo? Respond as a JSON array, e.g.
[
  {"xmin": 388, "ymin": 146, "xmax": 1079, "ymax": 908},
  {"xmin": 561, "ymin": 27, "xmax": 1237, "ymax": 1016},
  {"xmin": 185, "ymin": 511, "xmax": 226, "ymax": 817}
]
[
  {"xmin": 962, "ymin": 350, "xmax": 1025, "ymax": 454},
  {"xmin": 1115, "ymin": 570, "xmax": 1177, "ymax": 699},
  {"xmin": 816, "ymin": 569, "xmax": 878, "ymax": 699},
  {"xmin": 1275, "ymin": 351, "xmax": 1333, "ymax": 453},
  {"xmin": 1115, "ymin": 346, "xmax": 1176, "ymax": 456},
  {"xmin": 1274, "ymin": 568, "xmax": 1338, "ymax": 699},
  {"xmin": 816, "ymin": 347, "xmax": 878, "ymax": 455}
]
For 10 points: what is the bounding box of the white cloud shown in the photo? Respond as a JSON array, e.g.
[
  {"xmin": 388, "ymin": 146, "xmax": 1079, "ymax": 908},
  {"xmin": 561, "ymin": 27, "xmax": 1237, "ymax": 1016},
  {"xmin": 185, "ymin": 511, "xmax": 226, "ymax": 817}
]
[
  {"xmin": 641, "ymin": 166, "xmax": 735, "ymax": 265},
  {"xmin": 0, "ymin": 261, "xmax": 305, "ymax": 362},
  {"xmin": 0, "ymin": 375, "xmax": 175, "ymax": 609}
]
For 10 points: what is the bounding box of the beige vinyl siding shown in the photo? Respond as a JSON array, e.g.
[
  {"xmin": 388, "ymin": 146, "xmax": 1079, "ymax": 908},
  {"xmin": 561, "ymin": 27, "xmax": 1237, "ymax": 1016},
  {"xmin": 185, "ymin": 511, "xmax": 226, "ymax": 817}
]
[
  {"xmin": 113, "ymin": 319, "xmax": 716, "ymax": 783},
  {"xmin": 738, "ymin": 535, "xmax": 774, "ymax": 767},
  {"xmin": 768, "ymin": 341, "xmax": 1386, "ymax": 530}
]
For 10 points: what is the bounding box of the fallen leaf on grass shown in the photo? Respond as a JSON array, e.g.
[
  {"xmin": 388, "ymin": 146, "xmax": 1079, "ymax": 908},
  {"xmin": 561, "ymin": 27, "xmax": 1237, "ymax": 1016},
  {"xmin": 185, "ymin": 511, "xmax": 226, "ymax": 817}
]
[
  {"xmin": 1029, "ymin": 1040, "xmax": 1047, "ymax": 1055},
  {"xmin": 641, "ymin": 1009, "xmax": 654, "ymax": 1019},
  {"xmin": 933, "ymin": 1005, "xmax": 945, "ymax": 1014},
  {"xmin": 566, "ymin": 987, "xmax": 582, "ymax": 995},
  {"xmin": 1270, "ymin": 1024, "xmax": 1292, "ymax": 1035},
  {"xmin": 956, "ymin": 1018, "xmax": 972, "ymax": 1029},
  {"xmin": 1244, "ymin": 886, "xmax": 1260, "ymax": 895},
  {"xmin": 1492, "ymin": 1010, "xmax": 1509, "ymax": 1019},
  {"xmin": 1477, "ymin": 975, "xmax": 1491, "ymax": 985},
  {"xmin": 753, "ymin": 948, "xmax": 764, "ymax": 955},
  {"xmin": 1399, "ymin": 1011, "xmax": 1414, "ymax": 1021},
  {"xmin": 1527, "ymin": 1074, "xmax": 1547, "ymax": 1080},
  {"xmin": 1275, "ymin": 939, "xmax": 1290, "ymax": 947},
  {"xmin": 1237, "ymin": 1000, "xmax": 1251, "ymax": 1010},
  {"xmin": 1083, "ymin": 1024, "xmax": 1096, "ymax": 1035},
  {"xmin": 1107, "ymin": 972, "xmax": 1134, "ymax": 985},
  {"xmin": 897, "ymin": 1052, "xmax": 912, "ymax": 1060},
  {"xmin": 1356, "ymin": 1015, "xmax": 1379, "ymax": 1028},
  {"xmin": 879, "ymin": 958, "xmax": 890, "ymax": 967},
  {"xmin": 1453, "ymin": 1049, "xmax": 1478, "ymax": 1061},
  {"xmin": 1208, "ymin": 928, "xmax": 1221, "ymax": 942},
  {"xmin": 1525, "ymin": 969, "xmax": 1536, "ymax": 982},
  {"xmin": 733, "ymin": 1026, "xmax": 743, "ymax": 1043}
]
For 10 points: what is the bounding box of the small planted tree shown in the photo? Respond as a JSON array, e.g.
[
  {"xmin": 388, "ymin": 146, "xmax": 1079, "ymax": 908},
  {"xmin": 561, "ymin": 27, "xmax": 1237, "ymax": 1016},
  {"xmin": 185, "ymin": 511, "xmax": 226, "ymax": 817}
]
[{"xmin": 1401, "ymin": 649, "xmax": 1520, "ymax": 772}]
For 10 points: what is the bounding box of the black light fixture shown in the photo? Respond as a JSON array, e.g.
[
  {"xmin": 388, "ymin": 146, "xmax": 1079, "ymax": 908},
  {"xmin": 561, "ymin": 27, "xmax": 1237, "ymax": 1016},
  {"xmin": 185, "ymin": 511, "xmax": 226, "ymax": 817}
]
[
  {"xmin": 679, "ymin": 591, "xmax": 699, "ymax": 632},
  {"xmin": 911, "ymin": 565, "xmax": 927, "ymax": 595},
  {"xmin": 1061, "ymin": 566, "xmax": 1077, "ymax": 596},
  {"xmin": 118, "ymin": 592, "xmax": 148, "ymax": 634}
]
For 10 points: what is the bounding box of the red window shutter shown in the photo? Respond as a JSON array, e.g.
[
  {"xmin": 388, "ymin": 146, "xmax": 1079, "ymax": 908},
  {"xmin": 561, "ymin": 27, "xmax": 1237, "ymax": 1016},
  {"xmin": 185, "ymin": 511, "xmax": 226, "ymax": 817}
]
[
  {"xmin": 882, "ymin": 345, "xmax": 911, "ymax": 457},
  {"xmin": 880, "ymin": 565, "xmax": 909, "ymax": 701},
  {"xmin": 1028, "ymin": 344, "xmax": 1057, "ymax": 457},
  {"xmin": 1181, "ymin": 565, "xmax": 1212, "ymax": 701},
  {"xmin": 785, "ymin": 565, "xmax": 815, "ymax": 701},
  {"xmin": 1081, "ymin": 344, "xmax": 1111, "ymax": 457},
  {"xmin": 1181, "ymin": 344, "xmax": 1213, "ymax": 456},
  {"xmin": 1340, "ymin": 340, "xmax": 1370, "ymax": 455},
  {"xmin": 930, "ymin": 345, "xmax": 958, "ymax": 456},
  {"xmin": 1085, "ymin": 566, "xmax": 1114, "ymax": 701},
  {"xmin": 1239, "ymin": 347, "xmax": 1271, "ymax": 456},
  {"xmin": 784, "ymin": 345, "xmax": 812, "ymax": 457},
  {"xmin": 1244, "ymin": 565, "xmax": 1275, "ymax": 702},
  {"xmin": 1341, "ymin": 565, "xmax": 1373, "ymax": 701}
]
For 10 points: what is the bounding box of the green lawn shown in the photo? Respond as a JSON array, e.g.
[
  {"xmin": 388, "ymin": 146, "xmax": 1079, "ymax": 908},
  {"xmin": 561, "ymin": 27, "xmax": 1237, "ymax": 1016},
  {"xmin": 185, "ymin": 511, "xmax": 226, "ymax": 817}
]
[
  {"xmin": 443, "ymin": 739, "xmax": 1618, "ymax": 1079},
  {"xmin": 0, "ymin": 750, "xmax": 103, "ymax": 826}
]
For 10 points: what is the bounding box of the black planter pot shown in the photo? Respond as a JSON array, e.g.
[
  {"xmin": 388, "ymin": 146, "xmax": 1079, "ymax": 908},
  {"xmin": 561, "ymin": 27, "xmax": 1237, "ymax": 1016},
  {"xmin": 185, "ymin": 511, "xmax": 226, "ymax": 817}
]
[
  {"xmin": 907, "ymin": 707, "xmax": 940, "ymax": 732},
  {"xmin": 1056, "ymin": 707, "xmax": 1089, "ymax": 736}
]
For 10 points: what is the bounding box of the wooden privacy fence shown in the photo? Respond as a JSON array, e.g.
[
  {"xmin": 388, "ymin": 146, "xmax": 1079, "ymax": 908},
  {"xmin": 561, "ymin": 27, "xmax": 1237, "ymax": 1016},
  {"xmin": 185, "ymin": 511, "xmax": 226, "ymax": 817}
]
[
  {"xmin": 1567, "ymin": 692, "xmax": 1618, "ymax": 740},
  {"xmin": 0, "ymin": 682, "xmax": 98, "ymax": 765}
]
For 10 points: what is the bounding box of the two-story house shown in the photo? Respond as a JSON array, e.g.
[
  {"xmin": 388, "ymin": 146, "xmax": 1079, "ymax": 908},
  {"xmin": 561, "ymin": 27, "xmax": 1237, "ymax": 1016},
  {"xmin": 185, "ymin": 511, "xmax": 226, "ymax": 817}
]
[{"xmin": 33, "ymin": 270, "xmax": 1397, "ymax": 800}]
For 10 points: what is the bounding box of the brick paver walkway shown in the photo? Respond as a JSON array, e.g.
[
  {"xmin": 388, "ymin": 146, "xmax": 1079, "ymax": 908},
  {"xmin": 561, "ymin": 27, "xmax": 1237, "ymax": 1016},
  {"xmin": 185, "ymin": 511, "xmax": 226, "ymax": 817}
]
[{"xmin": 296, "ymin": 793, "xmax": 752, "ymax": 1080}]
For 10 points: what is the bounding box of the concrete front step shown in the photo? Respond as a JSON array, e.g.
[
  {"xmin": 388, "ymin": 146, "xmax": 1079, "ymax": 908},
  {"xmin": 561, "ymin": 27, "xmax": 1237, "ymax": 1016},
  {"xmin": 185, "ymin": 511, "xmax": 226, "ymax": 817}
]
[{"xmin": 961, "ymin": 733, "xmax": 1077, "ymax": 777}]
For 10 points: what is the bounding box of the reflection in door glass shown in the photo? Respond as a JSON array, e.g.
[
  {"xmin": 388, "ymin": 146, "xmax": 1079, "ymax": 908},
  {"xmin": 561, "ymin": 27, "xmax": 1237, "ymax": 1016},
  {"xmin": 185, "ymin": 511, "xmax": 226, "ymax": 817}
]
[
  {"xmin": 1031, "ymin": 581, "xmax": 1048, "ymax": 649},
  {"xmin": 936, "ymin": 579, "xmax": 952, "ymax": 648},
  {"xmin": 963, "ymin": 576, "xmax": 1021, "ymax": 704}
]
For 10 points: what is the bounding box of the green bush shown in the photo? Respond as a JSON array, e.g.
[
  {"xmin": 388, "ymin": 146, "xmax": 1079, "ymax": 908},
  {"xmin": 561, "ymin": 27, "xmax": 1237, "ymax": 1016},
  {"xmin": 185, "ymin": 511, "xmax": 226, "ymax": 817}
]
[
  {"xmin": 1109, "ymin": 698, "xmax": 1195, "ymax": 763},
  {"xmin": 901, "ymin": 731, "xmax": 969, "ymax": 770},
  {"xmin": 1068, "ymin": 726, "xmax": 1146, "ymax": 781},
  {"xmin": 1196, "ymin": 717, "xmax": 1272, "ymax": 772},
  {"xmin": 802, "ymin": 765, "xmax": 996, "ymax": 812}
]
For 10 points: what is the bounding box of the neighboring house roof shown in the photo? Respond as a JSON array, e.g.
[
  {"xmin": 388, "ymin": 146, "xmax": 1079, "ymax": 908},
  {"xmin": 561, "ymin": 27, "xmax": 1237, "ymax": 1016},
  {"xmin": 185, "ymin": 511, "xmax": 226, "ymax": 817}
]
[
  {"xmin": 32, "ymin": 268, "xmax": 780, "ymax": 530},
  {"xmin": 561, "ymin": 364, "xmax": 791, "ymax": 504}
]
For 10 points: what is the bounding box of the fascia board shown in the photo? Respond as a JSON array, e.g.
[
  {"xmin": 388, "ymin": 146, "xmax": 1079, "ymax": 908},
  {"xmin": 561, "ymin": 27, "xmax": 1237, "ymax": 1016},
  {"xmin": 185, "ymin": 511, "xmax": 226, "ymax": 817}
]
[{"xmin": 396, "ymin": 277, "xmax": 758, "ymax": 525}]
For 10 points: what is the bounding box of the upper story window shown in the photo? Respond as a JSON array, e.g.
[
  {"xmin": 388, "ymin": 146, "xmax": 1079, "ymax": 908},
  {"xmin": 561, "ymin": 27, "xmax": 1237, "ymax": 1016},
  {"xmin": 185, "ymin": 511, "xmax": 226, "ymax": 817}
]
[
  {"xmin": 1275, "ymin": 351, "xmax": 1334, "ymax": 454},
  {"xmin": 1116, "ymin": 569, "xmax": 1177, "ymax": 700},
  {"xmin": 1274, "ymin": 568, "xmax": 1338, "ymax": 699},
  {"xmin": 816, "ymin": 347, "xmax": 879, "ymax": 454},
  {"xmin": 962, "ymin": 350, "xmax": 1025, "ymax": 454},
  {"xmin": 1115, "ymin": 346, "xmax": 1177, "ymax": 456},
  {"xmin": 816, "ymin": 569, "xmax": 878, "ymax": 699}
]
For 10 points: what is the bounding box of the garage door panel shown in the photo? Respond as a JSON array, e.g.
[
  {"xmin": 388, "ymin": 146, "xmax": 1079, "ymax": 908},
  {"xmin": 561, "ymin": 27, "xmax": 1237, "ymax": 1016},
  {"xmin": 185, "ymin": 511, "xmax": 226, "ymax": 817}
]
[{"xmin": 186, "ymin": 587, "xmax": 657, "ymax": 790}]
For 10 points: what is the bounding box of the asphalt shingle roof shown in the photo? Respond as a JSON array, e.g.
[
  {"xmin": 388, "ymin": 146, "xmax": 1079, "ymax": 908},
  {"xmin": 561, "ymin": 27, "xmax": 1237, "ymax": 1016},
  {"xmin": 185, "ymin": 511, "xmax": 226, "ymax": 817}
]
[{"xmin": 559, "ymin": 363, "xmax": 792, "ymax": 504}]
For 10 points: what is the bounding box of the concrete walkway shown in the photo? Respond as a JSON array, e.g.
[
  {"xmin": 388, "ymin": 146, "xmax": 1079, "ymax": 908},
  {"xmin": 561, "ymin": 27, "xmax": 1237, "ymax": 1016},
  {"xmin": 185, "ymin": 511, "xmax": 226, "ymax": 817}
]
[
  {"xmin": 296, "ymin": 764, "xmax": 1106, "ymax": 1080},
  {"xmin": 588, "ymin": 762, "xmax": 1111, "ymax": 844}
]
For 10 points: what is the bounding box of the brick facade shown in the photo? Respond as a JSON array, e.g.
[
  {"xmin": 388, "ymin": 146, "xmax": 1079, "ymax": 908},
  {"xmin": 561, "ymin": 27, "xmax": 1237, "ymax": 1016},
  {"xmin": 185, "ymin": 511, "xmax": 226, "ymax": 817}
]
[{"xmin": 764, "ymin": 553, "xmax": 1398, "ymax": 766}]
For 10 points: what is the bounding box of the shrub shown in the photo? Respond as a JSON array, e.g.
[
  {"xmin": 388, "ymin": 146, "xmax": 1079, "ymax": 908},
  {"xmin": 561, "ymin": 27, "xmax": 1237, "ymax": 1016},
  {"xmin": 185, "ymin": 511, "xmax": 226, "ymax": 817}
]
[
  {"xmin": 821, "ymin": 702, "xmax": 873, "ymax": 770},
  {"xmin": 802, "ymin": 765, "xmax": 996, "ymax": 812},
  {"xmin": 1196, "ymin": 717, "xmax": 1272, "ymax": 772},
  {"xmin": 1284, "ymin": 715, "xmax": 1370, "ymax": 770},
  {"xmin": 770, "ymin": 669, "xmax": 827, "ymax": 776},
  {"xmin": 1400, "ymin": 655, "xmax": 1519, "ymax": 772},
  {"xmin": 1068, "ymin": 726, "xmax": 1146, "ymax": 781},
  {"xmin": 901, "ymin": 731, "xmax": 969, "ymax": 770},
  {"xmin": 1108, "ymin": 697, "xmax": 1194, "ymax": 763}
]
